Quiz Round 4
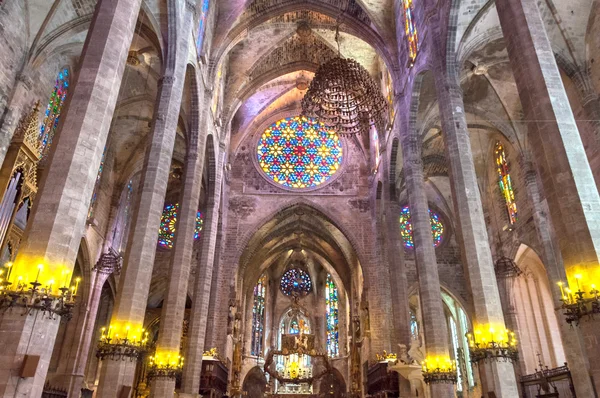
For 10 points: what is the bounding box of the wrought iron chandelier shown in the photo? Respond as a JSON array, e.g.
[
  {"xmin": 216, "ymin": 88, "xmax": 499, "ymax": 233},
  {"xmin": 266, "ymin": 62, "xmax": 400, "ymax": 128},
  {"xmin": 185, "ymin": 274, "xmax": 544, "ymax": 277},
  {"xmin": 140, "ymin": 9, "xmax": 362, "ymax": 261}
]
[{"xmin": 301, "ymin": 27, "xmax": 387, "ymax": 137}]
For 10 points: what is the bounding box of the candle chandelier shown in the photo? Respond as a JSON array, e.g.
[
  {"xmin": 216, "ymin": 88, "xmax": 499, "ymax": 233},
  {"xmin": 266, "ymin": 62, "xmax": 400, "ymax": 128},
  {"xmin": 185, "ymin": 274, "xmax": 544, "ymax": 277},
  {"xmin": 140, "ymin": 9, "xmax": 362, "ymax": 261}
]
[
  {"xmin": 0, "ymin": 262, "xmax": 78, "ymax": 320},
  {"xmin": 558, "ymin": 275, "xmax": 600, "ymax": 326},
  {"xmin": 97, "ymin": 324, "xmax": 150, "ymax": 361},
  {"xmin": 421, "ymin": 357, "xmax": 458, "ymax": 384},
  {"xmin": 301, "ymin": 26, "xmax": 387, "ymax": 137},
  {"xmin": 466, "ymin": 326, "xmax": 519, "ymax": 364}
]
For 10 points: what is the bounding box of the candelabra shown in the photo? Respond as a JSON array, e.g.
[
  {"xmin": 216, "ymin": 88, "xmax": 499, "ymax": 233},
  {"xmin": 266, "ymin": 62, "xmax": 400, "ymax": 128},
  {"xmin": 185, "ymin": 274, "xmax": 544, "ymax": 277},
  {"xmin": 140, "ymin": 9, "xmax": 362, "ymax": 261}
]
[
  {"xmin": 147, "ymin": 353, "xmax": 184, "ymax": 380},
  {"xmin": 467, "ymin": 326, "xmax": 518, "ymax": 363},
  {"xmin": 96, "ymin": 325, "xmax": 150, "ymax": 361},
  {"xmin": 0, "ymin": 263, "xmax": 78, "ymax": 320},
  {"xmin": 558, "ymin": 276, "xmax": 600, "ymax": 326},
  {"xmin": 421, "ymin": 357, "xmax": 457, "ymax": 384}
]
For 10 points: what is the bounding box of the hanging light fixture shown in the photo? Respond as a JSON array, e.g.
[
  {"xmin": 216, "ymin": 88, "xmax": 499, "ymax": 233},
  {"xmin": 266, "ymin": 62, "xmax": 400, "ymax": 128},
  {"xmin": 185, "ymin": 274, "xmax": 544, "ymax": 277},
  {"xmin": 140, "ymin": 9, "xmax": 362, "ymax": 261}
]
[{"xmin": 301, "ymin": 26, "xmax": 387, "ymax": 137}]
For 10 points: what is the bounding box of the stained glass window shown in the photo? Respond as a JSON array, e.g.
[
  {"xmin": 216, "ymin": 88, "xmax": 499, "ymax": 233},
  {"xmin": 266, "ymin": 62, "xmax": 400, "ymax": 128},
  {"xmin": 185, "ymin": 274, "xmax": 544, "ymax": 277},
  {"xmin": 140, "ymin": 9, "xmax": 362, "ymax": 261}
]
[
  {"xmin": 290, "ymin": 319, "xmax": 300, "ymax": 334},
  {"xmin": 398, "ymin": 206, "xmax": 444, "ymax": 249},
  {"xmin": 385, "ymin": 70, "xmax": 395, "ymax": 125},
  {"xmin": 372, "ymin": 127, "xmax": 381, "ymax": 171},
  {"xmin": 39, "ymin": 68, "xmax": 69, "ymax": 158},
  {"xmin": 157, "ymin": 203, "xmax": 204, "ymax": 249},
  {"xmin": 257, "ymin": 116, "xmax": 342, "ymax": 189},
  {"xmin": 251, "ymin": 274, "xmax": 267, "ymax": 357},
  {"xmin": 402, "ymin": 0, "xmax": 419, "ymax": 66},
  {"xmin": 196, "ymin": 0, "xmax": 210, "ymax": 56},
  {"xmin": 495, "ymin": 142, "xmax": 517, "ymax": 225},
  {"xmin": 410, "ymin": 309, "xmax": 419, "ymax": 341},
  {"xmin": 87, "ymin": 146, "xmax": 107, "ymax": 219},
  {"xmin": 325, "ymin": 274, "xmax": 339, "ymax": 358},
  {"xmin": 280, "ymin": 268, "xmax": 312, "ymax": 297}
]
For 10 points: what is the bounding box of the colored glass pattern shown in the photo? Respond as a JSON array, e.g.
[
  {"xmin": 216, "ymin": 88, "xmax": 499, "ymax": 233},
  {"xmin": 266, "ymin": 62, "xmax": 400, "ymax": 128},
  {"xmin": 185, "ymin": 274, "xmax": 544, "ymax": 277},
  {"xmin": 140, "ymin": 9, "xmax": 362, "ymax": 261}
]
[
  {"xmin": 196, "ymin": 0, "xmax": 210, "ymax": 55},
  {"xmin": 257, "ymin": 116, "xmax": 342, "ymax": 189},
  {"xmin": 158, "ymin": 203, "xmax": 204, "ymax": 249},
  {"xmin": 372, "ymin": 127, "xmax": 381, "ymax": 171},
  {"xmin": 410, "ymin": 310, "xmax": 419, "ymax": 341},
  {"xmin": 495, "ymin": 142, "xmax": 517, "ymax": 224},
  {"xmin": 289, "ymin": 319, "xmax": 300, "ymax": 334},
  {"xmin": 87, "ymin": 146, "xmax": 107, "ymax": 219},
  {"xmin": 280, "ymin": 268, "xmax": 312, "ymax": 297},
  {"xmin": 251, "ymin": 274, "xmax": 267, "ymax": 357},
  {"xmin": 325, "ymin": 274, "xmax": 339, "ymax": 357},
  {"xmin": 40, "ymin": 68, "xmax": 69, "ymax": 158},
  {"xmin": 386, "ymin": 70, "xmax": 396, "ymax": 124},
  {"xmin": 398, "ymin": 206, "xmax": 444, "ymax": 249},
  {"xmin": 402, "ymin": 0, "xmax": 419, "ymax": 66}
]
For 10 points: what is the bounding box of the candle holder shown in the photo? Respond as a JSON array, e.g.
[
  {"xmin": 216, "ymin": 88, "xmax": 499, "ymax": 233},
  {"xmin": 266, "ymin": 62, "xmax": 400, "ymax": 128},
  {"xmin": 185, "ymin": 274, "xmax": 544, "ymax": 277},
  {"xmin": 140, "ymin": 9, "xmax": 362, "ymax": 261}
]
[
  {"xmin": 558, "ymin": 279, "xmax": 600, "ymax": 326},
  {"xmin": 0, "ymin": 276, "xmax": 77, "ymax": 320},
  {"xmin": 421, "ymin": 357, "xmax": 457, "ymax": 384},
  {"xmin": 467, "ymin": 327, "xmax": 519, "ymax": 364},
  {"xmin": 96, "ymin": 326, "xmax": 150, "ymax": 362},
  {"xmin": 147, "ymin": 353, "xmax": 184, "ymax": 380}
]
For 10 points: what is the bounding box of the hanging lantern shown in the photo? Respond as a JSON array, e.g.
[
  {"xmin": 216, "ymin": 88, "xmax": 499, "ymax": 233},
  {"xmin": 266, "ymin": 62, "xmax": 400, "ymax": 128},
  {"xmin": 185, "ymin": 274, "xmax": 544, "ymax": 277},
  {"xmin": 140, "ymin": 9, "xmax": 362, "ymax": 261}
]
[{"xmin": 301, "ymin": 56, "xmax": 388, "ymax": 137}]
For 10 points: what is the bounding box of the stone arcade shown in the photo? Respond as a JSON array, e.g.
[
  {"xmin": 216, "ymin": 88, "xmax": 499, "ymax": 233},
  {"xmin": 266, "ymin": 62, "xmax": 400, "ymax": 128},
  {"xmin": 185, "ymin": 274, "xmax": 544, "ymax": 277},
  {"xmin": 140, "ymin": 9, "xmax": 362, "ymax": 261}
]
[{"xmin": 0, "ymin": 0, "xmax": 599, "ymax": 397}]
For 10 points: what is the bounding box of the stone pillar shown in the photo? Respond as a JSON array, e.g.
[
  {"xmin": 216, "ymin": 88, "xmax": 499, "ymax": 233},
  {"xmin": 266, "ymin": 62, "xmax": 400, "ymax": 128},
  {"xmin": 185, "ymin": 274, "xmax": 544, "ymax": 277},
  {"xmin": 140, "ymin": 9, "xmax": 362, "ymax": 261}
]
[
  {"xmin": 149, "ymin": 96, "xmax": 206, "ymax": 397},
  {"xmin": 399, "ymin": 132, "xmax": 454, "ymax": 398},
  {"xmin": 95, "ymin": 2, "xmax": 192, "ymax": 395},
  {"xmin": 523, "ymin": 159, "xmax": 596, "ymax": 396},
  {"xmin": 495, "ymin": 0, "xmax": 600, "ymax": 391},
  {"xmin": 0, "ymin": 0, "xmax": 143, "ymax": 394},
  {"xmin": 182, "ymin": 140, "xmax": 224, "ymax": 395},
  {"xmin": 433, "ymin": 75, "xmax": 519, "ymax": 395}
]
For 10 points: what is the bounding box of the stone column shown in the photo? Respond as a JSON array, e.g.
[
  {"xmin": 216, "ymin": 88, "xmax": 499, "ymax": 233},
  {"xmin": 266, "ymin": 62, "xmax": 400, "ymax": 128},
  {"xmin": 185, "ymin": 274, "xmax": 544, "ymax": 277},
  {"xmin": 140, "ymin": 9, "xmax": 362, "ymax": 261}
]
[
  {"xmin": 399, "ymin": 131, "xmax": 454, "ymax": 398},
  {"xmin": 0, "ymin": 0, "xmax": 143, "ymax": 395},
  {"xmin": 149, "ymin": 95, "xmax": 206, "ymax": 397},
  {"xmin": 434, "ymin": 77, "xmax": 519, "ymax": 395},
  {"xmin": 182, "ymin": 140, "xmax": 224, "ymax": 395},
  {"xmin": 523, "ymin": 159, "xmax": 596, "ymax": 396},
  {"xmin": 495, "ymin": 0, "xmax": 600, "ymax": 391},
  {"xmin": 51, "ymin": 171, "xmax": 123, "ymax": 396},
  {"xmin": 95, "ymin": 2, "xmax": 192, "ymax": 396}
]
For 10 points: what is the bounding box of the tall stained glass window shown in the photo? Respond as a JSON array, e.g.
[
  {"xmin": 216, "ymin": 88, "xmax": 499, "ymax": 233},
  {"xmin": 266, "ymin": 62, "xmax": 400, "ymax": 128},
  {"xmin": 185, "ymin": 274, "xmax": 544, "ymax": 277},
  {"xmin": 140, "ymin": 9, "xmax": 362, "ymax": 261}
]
[
  {"xmin": 325, "ymin": 274, "xmax": 339, "ymax": 358},
  {"xmin": 257, "ymin": 116, "xmax": 342, "ymax": 189},
  {"xmin": 386, "ymin": 70, "xmax": 396, "ymax": 125},
  {"xmin": 40, "ymin": 68, "xmax": 69, "ymax": 158},
  {"xmin": 87, "ymin": 146, "xmax": 107, "ymax": 219},
  {"xmin": 495, "ymin": 142, "xmax": 517, "ymax": 224},
  {"xmin": 402, "ymin": 0, "xmax": 419, "ymax": 66},
  {"xmin": 398, "ymin": 206, "xmax": 444, "ymax": 249},
  {"xmin": 372, "ymin": 127, "xmax": 381, "ymax": 171},
  {"xmin": 113, "ymin": 176, "xmax": 137, "ymax": 253},
  {"xmin": 158, "ymin": 203, "xmax": 204, "ymax": 249},
  {"xmin": 251, "ymin": 274, "xmax": 267, "ymax": 357},
  {"xmin": 196, "ymin": 0, "xmax": 210, "ymax": 55}
]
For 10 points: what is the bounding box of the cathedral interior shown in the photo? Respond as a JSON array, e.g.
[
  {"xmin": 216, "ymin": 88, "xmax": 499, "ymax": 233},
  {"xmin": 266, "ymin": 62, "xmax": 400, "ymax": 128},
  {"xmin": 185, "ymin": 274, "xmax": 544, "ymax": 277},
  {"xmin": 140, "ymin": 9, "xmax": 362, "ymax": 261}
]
[{"xmin": 0, "ymin": 0, "xmax": 600, "ymax": 397}]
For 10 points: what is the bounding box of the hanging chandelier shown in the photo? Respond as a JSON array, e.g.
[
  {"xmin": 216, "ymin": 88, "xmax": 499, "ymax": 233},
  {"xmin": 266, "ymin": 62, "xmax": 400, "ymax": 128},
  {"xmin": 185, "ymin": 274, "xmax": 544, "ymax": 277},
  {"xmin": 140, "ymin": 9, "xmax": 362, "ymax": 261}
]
[{"xmin": 301, "ymin": 28, "xmax": 387, "ymax": 137}]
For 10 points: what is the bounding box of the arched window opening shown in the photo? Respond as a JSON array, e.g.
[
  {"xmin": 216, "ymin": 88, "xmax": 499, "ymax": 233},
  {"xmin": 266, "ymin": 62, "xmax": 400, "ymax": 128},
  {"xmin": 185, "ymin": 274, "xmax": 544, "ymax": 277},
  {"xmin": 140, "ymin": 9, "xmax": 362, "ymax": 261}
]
[
  {"xmin": 495, "ymin": 142, "xmax": 517, "ymax": 225},
  {"xmin": 326, "ymin": 274, "xmax": 339, "ymax": 358},
  {"xmin": 441, "ymin": 291, "xmax": 475, "ymax": 393},
  {"xmin": 251, "ymin": 274, "xmax": 267, "ymax": 357},
  {"xmin": 87, "ymin": 146, "xmax": 107, "ymax": 219},
  {"xmin": 398, "ymin": 206, "xmax": 445, "ymax": 249},
  {"xmin": 402, "ymin": 0, "xmax": 419, "ymax": 66},
  {"xmin": 40, "ymin": 68, "xmax": 69, "ymax": 158}
]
